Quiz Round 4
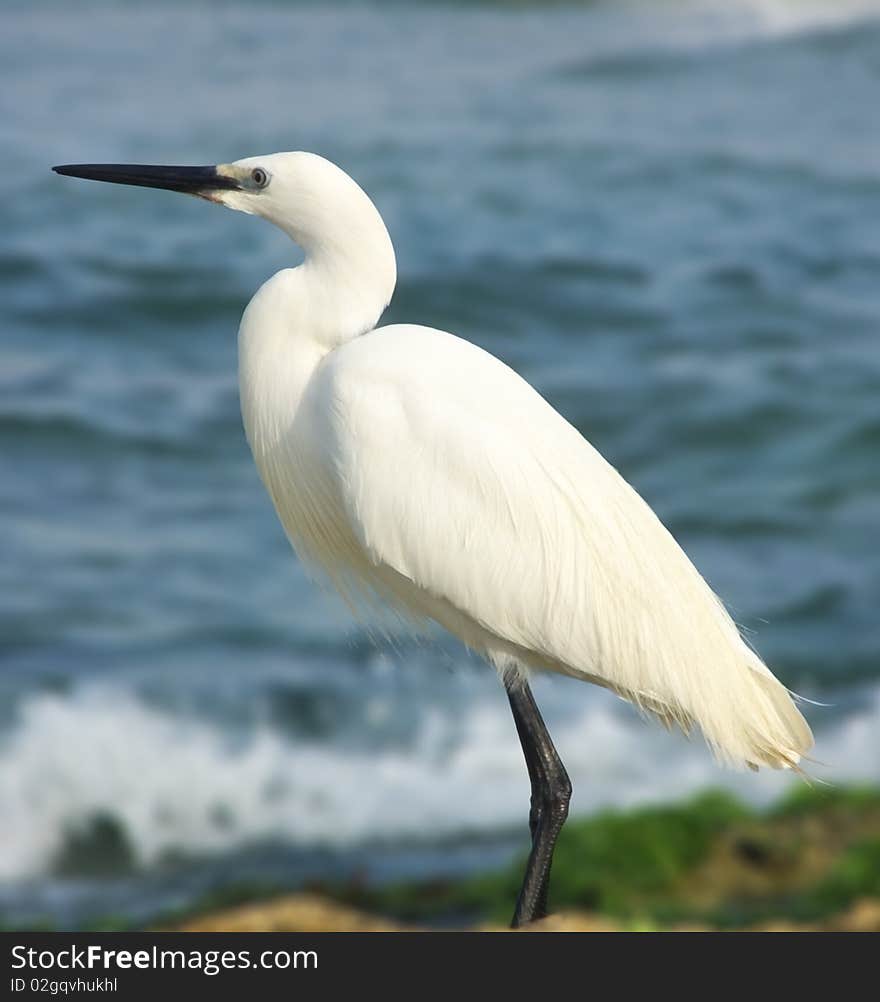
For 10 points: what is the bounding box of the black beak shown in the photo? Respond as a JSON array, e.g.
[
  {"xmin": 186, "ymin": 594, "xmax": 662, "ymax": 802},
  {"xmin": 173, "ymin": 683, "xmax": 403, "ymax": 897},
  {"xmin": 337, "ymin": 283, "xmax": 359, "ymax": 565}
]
[{"xmin": 51, "ymin": 163, "xmax": 241, "ymax": 197}]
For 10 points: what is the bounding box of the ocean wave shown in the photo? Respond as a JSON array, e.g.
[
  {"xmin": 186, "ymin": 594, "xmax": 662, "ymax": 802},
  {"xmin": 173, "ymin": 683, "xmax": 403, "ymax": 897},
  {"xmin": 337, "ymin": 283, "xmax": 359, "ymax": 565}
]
[
  {"xmin": 0, "ymin": 411, "xmax": 201, "ymax": 459},
  {"xmin": 557, "ymin": 0, "xmax": 880, "ymax": 39},
  {"xmin": 704, "ymin": 0, "xmax": 880, "ymax": 37},
  {"xmin": 552, "ymin": 2, "xmax": 880, "ymax": 79},
  {"xmin": 1, "ymin": 678, "xmax": 877, "ymax": 883}
]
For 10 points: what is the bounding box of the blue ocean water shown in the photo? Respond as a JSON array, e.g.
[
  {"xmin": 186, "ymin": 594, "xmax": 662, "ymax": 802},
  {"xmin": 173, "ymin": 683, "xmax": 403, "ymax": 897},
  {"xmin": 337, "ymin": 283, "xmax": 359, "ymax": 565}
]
[{"xmin": 2, "ymin": 0, "xmax": 879, "ymax": 927}]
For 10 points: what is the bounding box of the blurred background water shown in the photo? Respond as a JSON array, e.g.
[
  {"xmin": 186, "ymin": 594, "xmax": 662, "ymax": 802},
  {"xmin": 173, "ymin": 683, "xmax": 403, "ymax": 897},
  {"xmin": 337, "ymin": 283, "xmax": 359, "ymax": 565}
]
[{"xmin": 1, "ymin": 0, "xmax": 879, "ymax": 929}]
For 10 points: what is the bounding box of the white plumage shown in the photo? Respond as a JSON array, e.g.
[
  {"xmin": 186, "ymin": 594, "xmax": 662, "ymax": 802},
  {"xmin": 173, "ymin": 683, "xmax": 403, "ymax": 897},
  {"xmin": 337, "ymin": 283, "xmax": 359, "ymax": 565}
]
[
  {"xmin": 52, "ymin": 144, "xmax": 816, "ymax": 931},
  {"xmin": 229, "ymin": 151, "xmax": 812, "ymax": 773}
]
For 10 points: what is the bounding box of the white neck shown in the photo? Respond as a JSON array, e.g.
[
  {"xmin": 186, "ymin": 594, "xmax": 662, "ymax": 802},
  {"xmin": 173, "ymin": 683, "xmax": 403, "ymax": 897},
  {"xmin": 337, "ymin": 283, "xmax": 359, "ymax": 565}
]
[
  {"xmin": 296, "ymin": 223, "xmax": 396, "ymax": 349},
  {"xmin": 236, "ymin": 175, "xmax": 396, "ymax": 463}
]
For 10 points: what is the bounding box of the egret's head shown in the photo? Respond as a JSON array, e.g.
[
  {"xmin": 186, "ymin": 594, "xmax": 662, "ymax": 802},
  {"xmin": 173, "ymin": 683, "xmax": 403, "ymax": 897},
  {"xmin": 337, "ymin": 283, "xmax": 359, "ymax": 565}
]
[
  {"xmin": 53, "ymin": 151, "xmax": 394, "ymax": 268},
  {"xmin": 212, "ymin": 152, "xmax": 352, "ymax": 219},
  {"xmin": 214, "ymin": 152, "xmax": 390, "ymax": 255}
]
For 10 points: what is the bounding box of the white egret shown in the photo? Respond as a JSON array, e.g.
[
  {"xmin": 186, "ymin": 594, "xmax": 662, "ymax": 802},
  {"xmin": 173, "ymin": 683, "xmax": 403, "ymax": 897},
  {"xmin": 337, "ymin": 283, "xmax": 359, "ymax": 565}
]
[{"xmin": 53, "ymin": 153, "xmax": 812, "ymax": 927}]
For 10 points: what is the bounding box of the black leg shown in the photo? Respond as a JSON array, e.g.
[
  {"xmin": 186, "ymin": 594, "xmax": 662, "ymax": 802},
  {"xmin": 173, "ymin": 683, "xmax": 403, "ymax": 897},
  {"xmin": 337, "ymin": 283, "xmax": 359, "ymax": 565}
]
[{"xmin": 505, "ymin": 675, "xmax": 572, "ymax": 928}]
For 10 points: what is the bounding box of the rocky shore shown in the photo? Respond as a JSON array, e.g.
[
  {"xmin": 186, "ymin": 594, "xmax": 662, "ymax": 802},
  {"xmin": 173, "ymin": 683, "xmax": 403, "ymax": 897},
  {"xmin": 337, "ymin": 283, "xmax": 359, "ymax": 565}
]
[
  {"xmin": 166, "ymin": 785, "xmax": 880, "ymax": 933},
  {"xmin": 172, "ymin": 891, "xmax": 880, "ymax": 933}
]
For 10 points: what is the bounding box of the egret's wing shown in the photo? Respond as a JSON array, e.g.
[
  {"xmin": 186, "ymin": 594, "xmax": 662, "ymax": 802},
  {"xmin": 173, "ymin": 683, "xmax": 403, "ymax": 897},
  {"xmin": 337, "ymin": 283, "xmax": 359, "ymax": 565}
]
[{"xmin": 319, "ymin": 324, "xmax": 812, "ymax": 770}]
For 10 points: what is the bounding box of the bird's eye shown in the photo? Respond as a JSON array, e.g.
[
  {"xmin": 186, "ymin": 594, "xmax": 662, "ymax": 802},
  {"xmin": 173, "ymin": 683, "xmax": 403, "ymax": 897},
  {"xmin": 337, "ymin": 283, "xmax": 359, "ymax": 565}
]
[{"xmin": 250, "ymin": 167, "xmax": 269, "ymax": 188}]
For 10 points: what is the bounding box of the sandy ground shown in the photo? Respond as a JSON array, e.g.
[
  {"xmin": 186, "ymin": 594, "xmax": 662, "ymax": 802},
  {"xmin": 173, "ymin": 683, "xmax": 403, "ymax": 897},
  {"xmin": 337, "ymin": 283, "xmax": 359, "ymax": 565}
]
[{"xmin": 170, "ymin": 892, "xmax": 880, "ymax": 933}]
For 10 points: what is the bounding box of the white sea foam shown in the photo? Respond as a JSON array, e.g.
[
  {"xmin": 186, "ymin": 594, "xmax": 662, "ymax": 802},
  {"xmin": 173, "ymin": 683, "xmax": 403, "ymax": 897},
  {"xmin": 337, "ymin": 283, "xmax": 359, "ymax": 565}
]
[
  {"xmin": 1, "ymin": 679, "xmax": 877, "ymax": 882},
  {"xmin": 649, "ymin": 0, "xmax": 880, "ymax": 38}
]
